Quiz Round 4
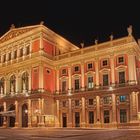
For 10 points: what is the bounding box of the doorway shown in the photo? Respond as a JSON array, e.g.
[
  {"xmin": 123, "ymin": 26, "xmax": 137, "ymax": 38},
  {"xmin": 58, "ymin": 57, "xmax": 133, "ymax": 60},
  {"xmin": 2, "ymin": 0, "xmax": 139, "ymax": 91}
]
[
  {"xmin": 0, "ymin": 106, "xmax": 4, "ymax": 126},
  {"xmin": 22, "ymin": 104, "xmax": 28, "ymax": 127},
  {"xmin": 8, "ymin": 104, "xmax": 15, "ymax": 127},
  {"xmin": 75, "ymin": 112, "xmax": 80, "ymax": 127},
  {"xmin": 62, "ymin": 113, "xmax": 67, "ymax": 127}
]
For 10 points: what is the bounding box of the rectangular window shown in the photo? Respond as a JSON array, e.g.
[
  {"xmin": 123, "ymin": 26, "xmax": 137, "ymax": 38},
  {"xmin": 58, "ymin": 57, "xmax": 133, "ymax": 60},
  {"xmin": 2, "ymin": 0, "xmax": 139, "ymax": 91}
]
[
  {"xmin": 14, "ymin": 50, "xmax": 17, "ymax": 59},
  {"xmin": 89, "ymin": 111, "xmax": 94, "ymax": 124},
  {"xmin": 88, "ymin": 76, "xmax": 93, "ymax": 89},
  {"xmin": 62, "ymin": 101, "xmax": 66, "ymax": 107},
  {"xmin": 120, "ymin": 95, "xmax": 126, "ymax": 102},
  {"xmin": 104, "ymin": 110, "xmax": 110, "ymax": 123},
  {"xmin": 118, "ymin": 56, "xmax": 124, "ymax": 63},
  {"xmin": 9, "ymin": 53, "xmax": 11, "ymax": 61},
  {"xmin": 62, "ymin": 81, "xmax": 66, "ymax": 92},
  {"xmin": 88, "ymin": 63, "xmax": 93, "ymax": 69},
  {"xmin": 102, "ymin": 60, "xmax": 108, "ymax": 66},
  {"xmin": 26, "ymin": 46, "xmax": 30, "ymax": 55},
  {"xmin": 20, "ymin": 48, "xmax": 23, "ymax": 57},
  {"xmin": 74, "ymin": 66, "xmax": 79, "ymax": 72},
  {"xmin": 62, "ymin": 69, "xmax": 66, "ymax": 75},
  {"xmin": 89, "ymin": 99, "xmax": 93, "ymax": 105},
  {"xmin": 3, "ymin": 54, "xmax": 6, "ymax": 62},
  {"xmin": 104, "ymin": 96, "xmax": 110, "ymax": 104},
  {"xmin": 75, "ymin": 79, "xmax": 80, "ymax": 90},
  {"xmin": 75, "ymin": 100, "xmax": 79, "ymax": 106},
  {"xmin": 119, "ymin": 71, "xmax": 125, "ymax": 84},
  {"xmin": 103, "ymin": 74, "xmax": 109, "ymax": 86},
  {"xmin": 120, "ymin": 109, "xmax": 127, "ymax": 123}
]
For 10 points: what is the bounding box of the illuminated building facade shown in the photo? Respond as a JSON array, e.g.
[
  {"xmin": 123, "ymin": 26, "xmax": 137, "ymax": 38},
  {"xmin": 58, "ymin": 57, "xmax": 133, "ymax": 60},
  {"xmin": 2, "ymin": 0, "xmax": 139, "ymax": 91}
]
[{"xmin": 0, "ymin": 23, "xmax": 140, "ymax": 128}]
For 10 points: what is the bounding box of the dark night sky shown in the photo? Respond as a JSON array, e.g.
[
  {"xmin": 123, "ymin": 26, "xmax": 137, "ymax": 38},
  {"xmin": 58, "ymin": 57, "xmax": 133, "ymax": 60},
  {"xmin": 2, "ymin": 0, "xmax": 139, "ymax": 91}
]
[{"xmin": 0, "ymin": 0, "xmax": 140, "ymax": 47}]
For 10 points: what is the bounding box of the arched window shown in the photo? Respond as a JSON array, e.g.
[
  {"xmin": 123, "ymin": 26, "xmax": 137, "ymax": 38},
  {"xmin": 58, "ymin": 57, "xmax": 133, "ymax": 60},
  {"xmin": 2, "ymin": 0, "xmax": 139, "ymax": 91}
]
[
  {"xmin": 0, "ymin": 78, "xmax": 4, "ymax": 94},
  {"xmin": 10, "ymin": 75, "xmax": 16, "ymax": 93},
  {"xmin": 22, "ymin": 72, "xmax": 29, "ymax": 91}
]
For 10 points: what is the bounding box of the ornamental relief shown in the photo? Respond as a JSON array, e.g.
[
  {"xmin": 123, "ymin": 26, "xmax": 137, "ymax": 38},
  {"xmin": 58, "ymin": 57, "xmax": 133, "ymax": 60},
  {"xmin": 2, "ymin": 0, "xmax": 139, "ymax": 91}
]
[{"xmin": 0, "ymin": 28, "xmax": 36, "ymax": 43}]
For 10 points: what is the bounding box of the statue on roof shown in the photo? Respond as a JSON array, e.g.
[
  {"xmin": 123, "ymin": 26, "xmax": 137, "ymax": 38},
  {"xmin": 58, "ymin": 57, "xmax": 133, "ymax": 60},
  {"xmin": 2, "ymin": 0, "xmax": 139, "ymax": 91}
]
[
  {"xmin": 110, "ymin": 34, "xmax": 113, "ymax": 41},
  {"xmin": 127, "ymin": 25, "xmax": 132, "ymax": 36},
  {"xmin": 10, "ymin": 24, "xmax": 15, "ymax": 30},
  {"xmin": 40, "ymin": 21, "xmax": 44, "ymax": 25},
  {"xmin": 80, "ymin": 42, "xmax": 84, "ymax": 48},
  {"xmin": 95, "ymin": 39, "xmax": 98, "ymax": 45}
]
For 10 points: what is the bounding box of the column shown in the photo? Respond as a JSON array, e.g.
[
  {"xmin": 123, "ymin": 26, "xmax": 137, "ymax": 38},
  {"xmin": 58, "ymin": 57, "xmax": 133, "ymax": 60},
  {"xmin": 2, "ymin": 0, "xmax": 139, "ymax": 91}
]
[
  {"xmin": 81, "ymin": 97, "xmax": 86, "ymax": 127},
  {"xmin": 110, "ymin": 55, "xmax": 115, "ymax": 86},
  {"xmin": 3, "ymin": 102, "xmax": 7, "ymax": 127},
  {"xmin": 112, "ymin": 94, "xmax": 117, "ymax": 124},
  {"xmin": 130, "ymin": 92, "xmax": 138, "ymax": 122},
  {"xmin": 39, "ymin": 65, "xmax": 44, "ymax": 92},
  {"xmin": 28, "ymin": 68, "xmax": 32, "ymax": 93},
  {"xmin": 28, "ymin": 99, "xmax": 32, "ymax": 127},
  {"xmin": 68, "ymin": 98, "xmax": 72, "ymax": 127},
  {"xmin": 128, "ymin": 53, "xmax": 137, "ymax": 85},
  {"xmin": 39, "ymin": 34, "xmax": 43, "ymax": 52},
  {"xmin": 41, "ymin": 98, "xmax": 45, "ymax": 126},
  {"xmin": 56, "ymin": 68, "xmax": 59, "ymax": 94},
  {"xmin": 81, "ymin": 63, "xmax": 85, "ymax": 91},
  {"xmin": 95, "ymin": 58, "xmax": 99, "ymax": 88},
  {"xmin": 68, "ymin": 66, "xmax": 72, "ymax": 94},
  {"xmin": 55, "ymin": 100, "xmax": 60, "ymax": 127},
  {"xmin": 96, "ymin": 96, "xmax": 101, "ymax": 126},
  {"xmin": 38, "ymin": 98, "xmax": 41, "ymax": 126},
  {"xmin": 15, "ymin": 100, "xmax": 19, "ymax": 127},
  {"xmin": 29, "ymin": 40, "xmax": 32, "ymax": 58}
]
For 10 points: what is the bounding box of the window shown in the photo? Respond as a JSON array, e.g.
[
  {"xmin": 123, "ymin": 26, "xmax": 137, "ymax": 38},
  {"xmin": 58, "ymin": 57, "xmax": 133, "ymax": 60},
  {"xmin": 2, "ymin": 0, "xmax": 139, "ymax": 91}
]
[
  {"xmin": 89, "ymin": 99, "xmax": 93, "ymax": 105},
  {"xmin": 104, "ymin": 110, "xmax": 110, "ymax": 123},
  {"xmin": 75, "ymin": 100, "xmax": 79, "ymax": 106},
  {"xmin": 119, "ymin": 71, "xmax": 125, "ymax": 84},
  {"xmin": 3, "ymin": 54, "xmax": 6, "ymax": 62},
  {"xmin": 75, "ymin": 79, "xmax": 80, "ymax": 90},
  {"xmin": 62, "ymin": 81, "xmax": 66, "ymax": 92},
  {"xmin": 118, "ymin": 56, "xmax": 124, "ymax": 63},
  {"xmin": 74, "ymin": 66, "xmax": 79, "ymax": 72},
  {"xmin": 62, "ymin": 69, "xmax": 66, "ymax": 75},
  {"xmin": 20, "ymin": 48, "xmax": 23, "ymax": 57},
  {"xmin": 88, "ymin": 76, "xmax": 93, "ymax": 89},
  {"xmin": 89, "ymin": 111, "xmax": 94, "ymax": 124},
  {"xmin": 120, "ymin": 109, "xmax": 127, "ymax": 123},
  {"xmin": 120, "ymin": 95, "xmax": 126, "ymax": 102},
  {"xmin": 9, "ymin": 53, "xmax": 11, "ymax": 61},
  {"xmin": 104, "ymin": 96, "xmax": 110, "ymax": 104},
  {"xmin": 103, "ymin": 74, "xmax": 109, "ymax": 86},
  {"xmin": 102, "ymin": 60, "xmax": 108, "ymax": 66},
  {"xmin": 26, "ymin": 46, "xmax": 30, "ymax": 55},
  {"xmin": 13, "ymin": 50, "xmax": 17, "ymax": 59},
  {"xmin": 62, "ymin": 101, "xmax": 66, "ymax": 107},
  {"xmin": 88, "ymin": 63, "xmax": 93, "ymax": 69}
]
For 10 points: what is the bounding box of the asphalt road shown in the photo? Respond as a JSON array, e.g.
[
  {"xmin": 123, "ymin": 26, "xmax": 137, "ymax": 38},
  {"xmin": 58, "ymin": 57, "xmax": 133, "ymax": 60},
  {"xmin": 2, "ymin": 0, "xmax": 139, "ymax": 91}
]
[{"xmin": 0, "ymin": 128, "xmax": 140, "ymax": 140}]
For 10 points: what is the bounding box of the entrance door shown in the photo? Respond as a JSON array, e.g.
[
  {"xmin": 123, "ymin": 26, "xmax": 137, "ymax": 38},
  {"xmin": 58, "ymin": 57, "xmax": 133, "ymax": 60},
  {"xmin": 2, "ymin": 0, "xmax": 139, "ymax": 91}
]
[
  {"xmin": 22, "ymin": 104, "xmax": 28, "ymax": 127},
  {"xmin": 62, "ymin": 113, "xmax": 67, "ymax": 127},
  {"xmin": 0, "ymin": 106, "xmax": 4, "ymax": 126},
  {"xmin": 8, "ymin": 104, "xmax": 15, "ymax": 127},
  {"xmin": 75, "ymin": 112, "xmax": 80, "ymax": 127}
]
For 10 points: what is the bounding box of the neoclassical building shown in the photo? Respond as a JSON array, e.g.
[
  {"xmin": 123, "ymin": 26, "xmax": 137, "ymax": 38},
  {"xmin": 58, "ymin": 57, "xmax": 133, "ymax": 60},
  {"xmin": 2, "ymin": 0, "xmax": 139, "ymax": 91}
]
[{"xmin": 0, "ymin": 23, "xmax": 140, "ymax": 128}]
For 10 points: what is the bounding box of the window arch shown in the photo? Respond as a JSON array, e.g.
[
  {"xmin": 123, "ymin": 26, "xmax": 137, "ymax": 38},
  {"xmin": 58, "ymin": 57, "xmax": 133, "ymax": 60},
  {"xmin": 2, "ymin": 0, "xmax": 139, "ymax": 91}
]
[{"xmin": 22, "ymin": 72, "xmax": 29, "ymax": 91}]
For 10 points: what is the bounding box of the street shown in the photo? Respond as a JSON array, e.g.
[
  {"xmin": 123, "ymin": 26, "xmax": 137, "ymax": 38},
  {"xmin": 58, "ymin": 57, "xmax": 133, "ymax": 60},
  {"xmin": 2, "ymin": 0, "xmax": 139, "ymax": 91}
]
[{"xmin": 0, "ymin": 128, "xmax": 140, "ymax": 140}]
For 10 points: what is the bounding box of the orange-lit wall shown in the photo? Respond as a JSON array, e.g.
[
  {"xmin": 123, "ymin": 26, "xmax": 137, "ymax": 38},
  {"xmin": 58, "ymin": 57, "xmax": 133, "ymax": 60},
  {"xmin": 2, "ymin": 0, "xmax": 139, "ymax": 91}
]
[
  {"xmin": 43, "ymin": 40, "xmax": 54, "ymax": 56},
  {"xmin": 32, "ymin": 67, "xmax": 39, "ymax": 90},
  {"xmin": 44, "ymin": 67, "xmax": 55, "ymax": 93},
  {"xmin": 32, "ymin": 39, "xmax": 40, "ymax": 52}
]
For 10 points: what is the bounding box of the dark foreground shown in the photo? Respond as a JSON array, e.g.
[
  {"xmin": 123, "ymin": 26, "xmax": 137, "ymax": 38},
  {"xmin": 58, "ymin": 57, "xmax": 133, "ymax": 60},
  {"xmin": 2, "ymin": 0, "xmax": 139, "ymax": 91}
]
[{"xmin": 0, "ymin": 127, "xmax": 140, "ymax": 140}]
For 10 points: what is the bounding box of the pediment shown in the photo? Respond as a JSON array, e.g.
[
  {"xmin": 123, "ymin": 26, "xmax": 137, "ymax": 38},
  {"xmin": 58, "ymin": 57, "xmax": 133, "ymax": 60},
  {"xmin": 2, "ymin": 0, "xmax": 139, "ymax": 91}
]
[{"xmin": 0, "ymin": 25, "xmax": 39, "ymax": 43}]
